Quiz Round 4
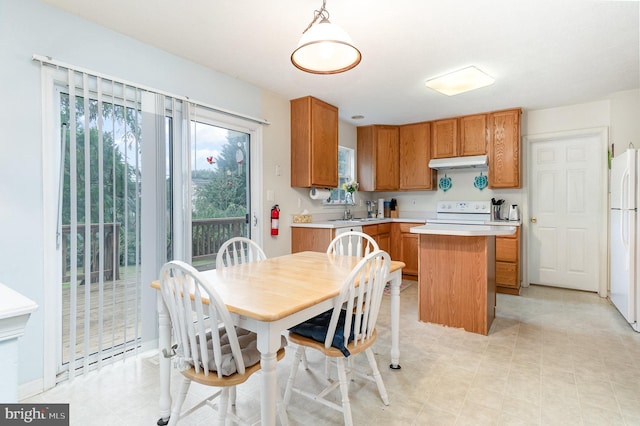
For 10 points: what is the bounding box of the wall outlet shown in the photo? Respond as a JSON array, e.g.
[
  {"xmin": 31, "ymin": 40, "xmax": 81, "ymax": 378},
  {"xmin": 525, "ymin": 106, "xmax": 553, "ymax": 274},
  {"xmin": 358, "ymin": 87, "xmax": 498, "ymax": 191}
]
[{"xmin": 411, "ymin": 199, "xmax": 416, "ymax": 205}]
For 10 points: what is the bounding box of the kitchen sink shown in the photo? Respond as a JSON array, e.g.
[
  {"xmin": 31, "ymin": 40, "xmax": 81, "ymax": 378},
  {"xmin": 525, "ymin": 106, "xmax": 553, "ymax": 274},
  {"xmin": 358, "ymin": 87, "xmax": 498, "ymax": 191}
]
[{"xmin": 327, "ymin": 217, "xmax": 381, "ymax": 223}]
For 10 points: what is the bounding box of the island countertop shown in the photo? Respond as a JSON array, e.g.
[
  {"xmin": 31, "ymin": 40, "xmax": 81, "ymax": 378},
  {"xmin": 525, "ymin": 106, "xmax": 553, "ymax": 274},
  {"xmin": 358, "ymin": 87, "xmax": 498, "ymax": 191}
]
[{"xmin": 409, "ymin": 223, "xmax": 516, "ymax": 236}]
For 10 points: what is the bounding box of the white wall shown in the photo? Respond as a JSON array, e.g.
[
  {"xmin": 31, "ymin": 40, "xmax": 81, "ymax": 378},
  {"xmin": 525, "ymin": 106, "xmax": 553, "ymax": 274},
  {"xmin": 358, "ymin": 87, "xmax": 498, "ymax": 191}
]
[
  {"xmin": 0, "ymin": 0, "xmax": 269, "ymax": 392},
  {"xmin": 610, "ymin": 89, "xmax": 640, "ymax": 156}
]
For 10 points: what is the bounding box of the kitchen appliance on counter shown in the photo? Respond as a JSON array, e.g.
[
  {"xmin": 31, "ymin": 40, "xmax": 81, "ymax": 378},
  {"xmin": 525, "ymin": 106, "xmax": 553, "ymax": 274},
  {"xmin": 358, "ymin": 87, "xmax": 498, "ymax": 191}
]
[
  {"xmin": 377, "ymin": 198, "xmax": 385, "ymax": 218},
  {"xmin": 366, "ymin": 200, "xmax": 377, "ymax": 218},
  {"xmin": 610, "ymin": 148, "xmax": 640, "ymax": 332},
  {"xmin": 508, "ymin": 205, "xmax": 520, "ymax": 221}
]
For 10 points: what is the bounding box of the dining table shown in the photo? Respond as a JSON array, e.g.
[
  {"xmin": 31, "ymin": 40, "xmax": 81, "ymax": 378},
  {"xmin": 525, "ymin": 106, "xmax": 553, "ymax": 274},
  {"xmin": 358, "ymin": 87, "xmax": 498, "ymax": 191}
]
[{"xmin": 151, "ymin": 250, "xmax": 405, "ymax": 426}]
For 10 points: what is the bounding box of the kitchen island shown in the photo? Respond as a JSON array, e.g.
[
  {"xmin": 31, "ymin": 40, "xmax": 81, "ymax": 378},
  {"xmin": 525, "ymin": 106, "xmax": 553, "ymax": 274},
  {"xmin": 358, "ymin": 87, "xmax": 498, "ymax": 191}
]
[{"xmin": 410, "ymin": 224, "xmax": 516, "ymax": 335}]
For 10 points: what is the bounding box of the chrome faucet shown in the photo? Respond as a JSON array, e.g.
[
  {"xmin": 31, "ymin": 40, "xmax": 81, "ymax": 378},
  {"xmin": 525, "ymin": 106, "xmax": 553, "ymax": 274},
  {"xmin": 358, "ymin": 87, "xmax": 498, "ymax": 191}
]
[{"xmin": 343, "ymin": 207, "xmax": 352, "ymax": 220}]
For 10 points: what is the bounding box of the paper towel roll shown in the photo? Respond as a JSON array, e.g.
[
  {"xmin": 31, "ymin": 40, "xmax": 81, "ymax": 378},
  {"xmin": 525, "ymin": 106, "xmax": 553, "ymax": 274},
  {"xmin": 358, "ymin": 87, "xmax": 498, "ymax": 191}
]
[
  {"xmin": 309, "ymin": 188, "xmax": 331, "ymax": 200},
  {"xmin": 377, "ymin": 198, "xmax": 385, "ymax": 218}
]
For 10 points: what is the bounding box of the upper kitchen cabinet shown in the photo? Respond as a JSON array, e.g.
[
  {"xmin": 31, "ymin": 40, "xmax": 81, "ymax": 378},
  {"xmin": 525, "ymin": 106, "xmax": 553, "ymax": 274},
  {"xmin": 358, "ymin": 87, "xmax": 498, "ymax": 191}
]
[
  {"xmin": 357, "ymin": 125, "xmax": 399, "ymax": 191},
  {"xmin": 290, "ymin": 96, "xmax": 338, "ymax": 188},
  {"xmin": 430, "ymin": 118, "xmax": 458, "ymax": 158},
  {"xmin": 432, "ymin": 114, "xmax": 487, "ymax": 159},
  {"xmin": 399, "ymin": 122, "xmax": 436, "ymax": 190},
  {"xmin": 459, "ymin": 114, "xmax": 488, "ymax": 156},
  {"xmin": 488, "ymin": 108, "xmax": 522, "ymax": 188}
]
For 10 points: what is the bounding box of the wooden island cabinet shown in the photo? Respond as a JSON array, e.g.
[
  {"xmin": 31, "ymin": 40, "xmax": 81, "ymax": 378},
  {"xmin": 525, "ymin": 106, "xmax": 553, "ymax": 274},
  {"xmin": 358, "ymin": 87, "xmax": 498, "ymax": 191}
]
[{"xmin": 411, "ymin": 224, "xmax": 516, "ymax": 336}]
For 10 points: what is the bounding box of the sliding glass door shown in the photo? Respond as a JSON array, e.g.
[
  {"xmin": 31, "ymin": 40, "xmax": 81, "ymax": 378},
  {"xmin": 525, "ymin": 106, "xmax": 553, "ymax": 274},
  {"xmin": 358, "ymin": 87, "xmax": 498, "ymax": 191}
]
[
  {"xmin": 40, "ymin": 59, "xmax": 263, "ymax": 388},
  {"xmin": 189, "ymin": 120, "xmax": 251, "ymax": 271}
]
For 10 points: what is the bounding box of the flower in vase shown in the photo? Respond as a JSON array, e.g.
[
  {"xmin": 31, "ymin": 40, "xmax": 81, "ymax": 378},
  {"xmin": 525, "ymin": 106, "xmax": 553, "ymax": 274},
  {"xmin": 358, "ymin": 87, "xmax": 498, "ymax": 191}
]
[{"xmin": 341, "ymin": 180, "xmax": 359, "ymax": 194}]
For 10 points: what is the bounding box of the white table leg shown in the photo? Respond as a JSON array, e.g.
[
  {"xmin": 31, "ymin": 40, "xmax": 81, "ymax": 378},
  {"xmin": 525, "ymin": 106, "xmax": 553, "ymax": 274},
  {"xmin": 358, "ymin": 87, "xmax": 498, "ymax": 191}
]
[
  {"xmin": 388, "ymin": 269, "xmax": 402, "ymax": 369},
  {"xmin": 256, "ymin": 323, "xmax": 280, "ymax": 426},
  {"xmin": 157, "ymin": 292, "xmax": 172, "ymax": 425}
]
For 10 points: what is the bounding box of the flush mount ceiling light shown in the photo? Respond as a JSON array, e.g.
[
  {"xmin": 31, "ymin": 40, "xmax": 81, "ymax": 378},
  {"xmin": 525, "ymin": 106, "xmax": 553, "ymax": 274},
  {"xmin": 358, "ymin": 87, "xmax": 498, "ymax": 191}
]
[
  {"xmin": 425, "ymin": 66, "xmax": 495, "ymax": 96},
  {"xmin": 291, "ymin": 0, "xmax": 361, "ymax": 74}
]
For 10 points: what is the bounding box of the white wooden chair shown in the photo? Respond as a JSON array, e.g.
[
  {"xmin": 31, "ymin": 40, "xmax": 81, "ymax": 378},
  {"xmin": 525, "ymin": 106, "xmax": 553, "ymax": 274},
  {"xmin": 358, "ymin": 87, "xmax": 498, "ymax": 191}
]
[
  {"xmin": 326, "ymin": 231, "xmax": 379, "ymax": 258},
  {"xmin": 216, "ymin": 237, "xmax": 266, "ymax": 269},
  {"xmin": 159, "ymin": 260, "xmax": 287, "ymax": 425},
  {"xmin": 283, "ymin": 250, "xmax": 391, "ymax": 426}
]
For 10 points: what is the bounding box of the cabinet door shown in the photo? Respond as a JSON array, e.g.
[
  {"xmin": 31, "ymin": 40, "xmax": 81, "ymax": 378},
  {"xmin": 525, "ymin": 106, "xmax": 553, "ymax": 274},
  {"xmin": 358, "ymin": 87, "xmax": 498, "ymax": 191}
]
[
  {"xmin": 431, "ymin": 118, "xmax": 458, "ymax": 158},
  {"xmin": 399, "ymin": 122, "xmax": 436, "ymax": 190},
  {"xmin": 357, "ymin": 126, "xmax": 399, "ymax": 191},
  {"xmin": 488, "ymin": 109, "xmax": 521, "ymax": 188},
  {"xmin": 496, "ymin": 262, "xmax": 518, "ymax": 287},
  {"xmin": 291, "ymin": 228, "xmax": 333, "ymax": 253},
  {"xmin": 459, "ymin": 114, "xmax": 487, "ymax": 156},
  {"xmin": 399, "ymin": 232, "xmax": 419, "ymax": 276},
  {"xmin": 374, "ymin": 126, "xmax": 399, "ymax": 190},
  {"xmin": 377, "ymin": 232, "xmax": 391, "ymax": 253},
  {"xmin": 310, "ymin": 98, "xmax": 338, "ymax": 187},
  {"xmin": 290, "ymin": 96, "xmax": 338, "ymax": 188},
  {"xmin": 496, "ymin": 237, "xmax": 518, "ymax": 262}
]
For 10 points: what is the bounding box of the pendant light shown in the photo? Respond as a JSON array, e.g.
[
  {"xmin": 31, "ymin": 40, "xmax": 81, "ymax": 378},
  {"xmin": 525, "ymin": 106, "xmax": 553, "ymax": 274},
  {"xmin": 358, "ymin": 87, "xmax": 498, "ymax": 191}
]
[{"xmin": 291, "ymin": 0, "xmax": 361, "ymax": 74}]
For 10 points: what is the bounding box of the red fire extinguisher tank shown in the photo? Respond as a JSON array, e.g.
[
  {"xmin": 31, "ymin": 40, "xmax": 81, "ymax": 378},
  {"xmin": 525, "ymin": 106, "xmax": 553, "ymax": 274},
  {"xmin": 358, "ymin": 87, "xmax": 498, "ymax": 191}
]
[{"xmin": 270, "ymin": 205, "xmax": 280, "ymax": 236}]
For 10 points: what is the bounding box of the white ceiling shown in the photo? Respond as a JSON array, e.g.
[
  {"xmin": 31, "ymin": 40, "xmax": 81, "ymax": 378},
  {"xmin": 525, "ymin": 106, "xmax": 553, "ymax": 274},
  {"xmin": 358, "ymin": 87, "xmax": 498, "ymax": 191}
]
[{"xmin": 42, "ymin": 0, "xmax": 639, "ymax": 126}]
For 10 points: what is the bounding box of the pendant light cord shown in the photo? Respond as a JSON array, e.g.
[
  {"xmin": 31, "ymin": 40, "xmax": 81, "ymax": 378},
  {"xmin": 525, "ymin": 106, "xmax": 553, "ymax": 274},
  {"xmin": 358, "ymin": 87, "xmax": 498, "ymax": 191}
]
[{"xmin": 302, "ymin": 0, "xmax": 330, "ymax": 34}]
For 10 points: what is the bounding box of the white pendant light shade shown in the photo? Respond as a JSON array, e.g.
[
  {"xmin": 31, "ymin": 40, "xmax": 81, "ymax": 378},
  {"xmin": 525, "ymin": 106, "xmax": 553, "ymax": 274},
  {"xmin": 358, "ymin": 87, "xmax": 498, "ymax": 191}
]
[{"xmin": 291, "ymin": 9, "xmax": 361, "ymax": 74}]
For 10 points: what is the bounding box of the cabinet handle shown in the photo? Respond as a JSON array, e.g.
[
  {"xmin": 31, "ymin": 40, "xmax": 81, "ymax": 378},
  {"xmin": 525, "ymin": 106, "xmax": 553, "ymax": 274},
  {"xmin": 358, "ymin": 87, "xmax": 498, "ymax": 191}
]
[{"xmin": 531, "ymin": 217, "xmax": 537, "ymax": 223}]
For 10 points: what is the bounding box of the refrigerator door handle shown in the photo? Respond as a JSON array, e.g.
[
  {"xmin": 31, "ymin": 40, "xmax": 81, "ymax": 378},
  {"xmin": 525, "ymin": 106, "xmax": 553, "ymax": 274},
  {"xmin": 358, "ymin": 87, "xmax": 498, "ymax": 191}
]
[
  {"xmin": 621, "ymin": 167, "xmax": 630, "ymax": 210},
  {"xmin": 621, "ymin": 210, "xmax": 630, "ymax": 270}
]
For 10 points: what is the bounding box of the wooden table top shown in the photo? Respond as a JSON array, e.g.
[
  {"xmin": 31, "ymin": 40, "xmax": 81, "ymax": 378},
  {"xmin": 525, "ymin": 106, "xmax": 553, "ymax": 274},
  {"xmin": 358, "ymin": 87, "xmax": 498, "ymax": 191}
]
[{"xmin": 151, "ymin": 251, "xmax": 405, "ymax": 322}]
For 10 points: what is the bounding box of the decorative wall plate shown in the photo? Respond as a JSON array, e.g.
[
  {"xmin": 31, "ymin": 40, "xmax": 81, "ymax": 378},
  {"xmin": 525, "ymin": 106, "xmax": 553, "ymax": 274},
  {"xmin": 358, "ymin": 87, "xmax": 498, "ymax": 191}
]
[
  {"xmin": 474, "ymin": 172, "xmax": 488, "ymax": 190},
  {"xmin": 439, "ymin": 175, "xmax": 452, "ymax": 192}
]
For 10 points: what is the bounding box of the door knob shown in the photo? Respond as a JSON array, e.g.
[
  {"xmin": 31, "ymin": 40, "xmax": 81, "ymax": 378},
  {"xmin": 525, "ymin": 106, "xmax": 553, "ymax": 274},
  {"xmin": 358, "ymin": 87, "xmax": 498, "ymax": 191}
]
[{"xmin": 531, "ymin": 217, "xmax": 537, "ymax": 223}]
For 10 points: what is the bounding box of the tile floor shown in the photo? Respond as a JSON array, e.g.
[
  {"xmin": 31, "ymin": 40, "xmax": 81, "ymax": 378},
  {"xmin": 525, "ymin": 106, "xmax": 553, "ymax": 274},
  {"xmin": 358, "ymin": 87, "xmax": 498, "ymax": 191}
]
[{"xmin": 24, "ymin": 282, "xmax": 640, "ymax": 425}]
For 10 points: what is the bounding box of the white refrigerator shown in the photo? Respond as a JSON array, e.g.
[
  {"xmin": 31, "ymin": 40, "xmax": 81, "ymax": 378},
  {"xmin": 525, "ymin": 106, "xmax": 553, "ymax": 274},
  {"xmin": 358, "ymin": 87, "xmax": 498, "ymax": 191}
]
[{"xmin": 610, "ymin": 148, "xmax": 639, "ymax": 332}]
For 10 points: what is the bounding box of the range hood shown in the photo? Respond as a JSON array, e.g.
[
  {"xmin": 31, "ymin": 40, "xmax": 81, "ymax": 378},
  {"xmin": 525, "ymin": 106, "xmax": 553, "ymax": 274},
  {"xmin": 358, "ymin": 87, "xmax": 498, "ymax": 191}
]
[{"xmin": 428, "ymin": 155, "xmax": 488, "ymax": 170}]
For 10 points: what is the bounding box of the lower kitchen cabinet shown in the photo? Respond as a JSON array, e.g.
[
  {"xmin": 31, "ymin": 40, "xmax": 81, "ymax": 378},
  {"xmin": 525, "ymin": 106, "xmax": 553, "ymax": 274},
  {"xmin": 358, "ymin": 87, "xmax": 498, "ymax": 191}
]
[
  {"xmin": 391, "ymin": 222, "xmax": 421, "ymax": 278},
  {"xmin": 362, "ymin": 223, "xmax": 391, "ymax": 253},
  {"xmin": 495, "ymin": 226, "xmax": 521, "ymax": 294},
  {"xmin": 292, "ymin": 222, "xmax": 421, "ymax": 279},
  {"xmin": 291, "ymin": 228, "xmax": 334, "ymax": 253}
]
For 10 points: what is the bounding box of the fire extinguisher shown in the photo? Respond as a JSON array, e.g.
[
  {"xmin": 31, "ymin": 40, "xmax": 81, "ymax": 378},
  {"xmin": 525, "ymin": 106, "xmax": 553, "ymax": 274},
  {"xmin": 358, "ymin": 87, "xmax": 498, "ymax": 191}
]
[{"xmin": 270, "ymin": 204, "xmax": 280, "ymax": 236}]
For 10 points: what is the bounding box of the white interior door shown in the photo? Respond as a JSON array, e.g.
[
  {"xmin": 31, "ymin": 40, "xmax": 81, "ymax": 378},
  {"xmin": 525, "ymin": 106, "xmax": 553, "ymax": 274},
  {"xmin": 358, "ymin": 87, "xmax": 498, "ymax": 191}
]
[{"xmin": 528, "ymin": 131, "xmax": 606, "ymax": 292}]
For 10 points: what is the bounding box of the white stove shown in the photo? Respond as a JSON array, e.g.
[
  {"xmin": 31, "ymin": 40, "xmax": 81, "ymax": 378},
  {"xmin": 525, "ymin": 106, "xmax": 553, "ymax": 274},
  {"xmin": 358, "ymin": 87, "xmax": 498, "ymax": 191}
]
[{"xmin": 427, "ymin": 201, "xmax": 492, "ymax": 224}]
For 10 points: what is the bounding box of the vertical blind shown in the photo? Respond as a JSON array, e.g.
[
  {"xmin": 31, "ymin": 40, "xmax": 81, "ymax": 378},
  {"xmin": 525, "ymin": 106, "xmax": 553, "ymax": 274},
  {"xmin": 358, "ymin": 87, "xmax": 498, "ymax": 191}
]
[
  {"xmin": 35, "ymin": 54, "xmax": 267, "ymax": 384},
  {"xmin": 57, "ymin": 66, "xmax": 145, "ymax": 381}
]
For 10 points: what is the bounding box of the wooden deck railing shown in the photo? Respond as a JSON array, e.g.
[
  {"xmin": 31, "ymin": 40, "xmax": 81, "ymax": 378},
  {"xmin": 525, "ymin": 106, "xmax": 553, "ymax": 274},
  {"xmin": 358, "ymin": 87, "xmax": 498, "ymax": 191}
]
[
  {"xmin": 62, "ymin": 217, "xmax": 247, "ymax": 282},
  {"xmin": 61, "ymin": 223, "xmax": 121, "ymax": 284},
  {"xmin": 191, "ymin": 217, "xmax": 247, "ymax": 266}
]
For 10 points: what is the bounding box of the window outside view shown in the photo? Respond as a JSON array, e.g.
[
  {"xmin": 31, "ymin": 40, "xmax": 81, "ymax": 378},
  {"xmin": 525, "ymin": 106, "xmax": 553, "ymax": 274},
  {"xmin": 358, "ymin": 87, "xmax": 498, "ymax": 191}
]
[
  {"xmin": 190, "ymin": 121, "xmax": 250, "ymax": 270},
  {"xmin": 329, "ymin": 146, "xmax": 355, "ymax": 204}
]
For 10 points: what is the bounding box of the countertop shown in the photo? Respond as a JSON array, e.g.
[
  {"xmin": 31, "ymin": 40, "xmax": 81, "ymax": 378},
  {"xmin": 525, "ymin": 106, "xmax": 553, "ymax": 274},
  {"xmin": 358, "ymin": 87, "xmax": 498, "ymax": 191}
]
[
  {"xmin": 290, "ymin": 217, "xmax": 427, "ymax": 229},
  {"xmin": 410, "ymin": 223, "xmax": 517, "ymax": 236},
  {"xmin": 291, "ymin": 216, "xmax": 521, "ymax": 229}
]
